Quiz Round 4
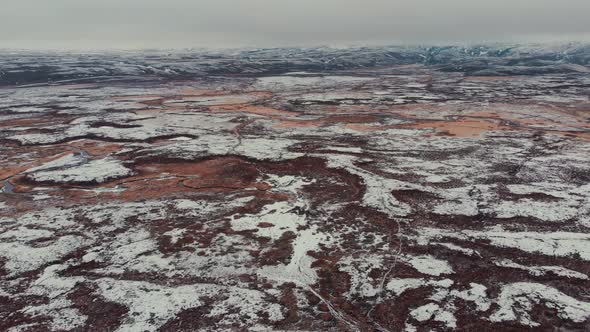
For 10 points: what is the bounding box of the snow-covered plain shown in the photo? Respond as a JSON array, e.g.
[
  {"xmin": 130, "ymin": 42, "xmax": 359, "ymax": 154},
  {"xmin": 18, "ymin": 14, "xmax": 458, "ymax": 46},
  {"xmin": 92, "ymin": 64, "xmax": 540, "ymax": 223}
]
[{"xmin": 1, "ymin": 46, "xmax": 590, "ymax": 331}]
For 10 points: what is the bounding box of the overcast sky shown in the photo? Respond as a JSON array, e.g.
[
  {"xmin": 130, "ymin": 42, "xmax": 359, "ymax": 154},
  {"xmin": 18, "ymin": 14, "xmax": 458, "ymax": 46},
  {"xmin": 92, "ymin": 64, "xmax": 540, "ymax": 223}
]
[{"xmin": 1, "ymin": 0, "xmax": 589, "ymax": 50}]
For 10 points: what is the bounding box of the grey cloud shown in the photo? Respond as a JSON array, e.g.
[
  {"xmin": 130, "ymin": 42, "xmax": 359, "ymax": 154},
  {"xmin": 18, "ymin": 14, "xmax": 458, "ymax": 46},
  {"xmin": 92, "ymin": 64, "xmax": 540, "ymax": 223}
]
[{"xmin": 1, "ymin": 0, "xmax": 589, "ymax": 49}]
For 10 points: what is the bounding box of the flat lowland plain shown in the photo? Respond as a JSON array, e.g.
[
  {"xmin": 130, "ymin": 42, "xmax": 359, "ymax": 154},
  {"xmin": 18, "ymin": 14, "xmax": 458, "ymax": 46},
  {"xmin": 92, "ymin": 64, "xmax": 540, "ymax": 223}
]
[{"xmin": 1, "ymin": 46, "xmax": 590, "ymax": 331}]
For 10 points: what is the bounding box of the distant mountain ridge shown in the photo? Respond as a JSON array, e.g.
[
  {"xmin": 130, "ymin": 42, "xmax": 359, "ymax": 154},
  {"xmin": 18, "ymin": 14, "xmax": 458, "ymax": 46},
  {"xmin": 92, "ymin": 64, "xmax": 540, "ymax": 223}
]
[{"xmin": 1, "ymin": 43, "xmax": 589, "ymax": 86}]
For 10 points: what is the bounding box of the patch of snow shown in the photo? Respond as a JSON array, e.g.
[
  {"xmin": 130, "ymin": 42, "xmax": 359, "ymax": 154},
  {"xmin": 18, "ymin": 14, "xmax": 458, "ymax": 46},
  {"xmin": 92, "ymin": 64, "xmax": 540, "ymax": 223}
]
[
  {"xmin": 28, "ymin": 157, "xmax": 132, "ymax": 184},
  {"xmin": 146, "ymin": 134, "xmax": 302, "ymax": 161},
  {"xmin": 450, "ymin": 283, "xmax": 491, "ymax": 311},
  {"xmin": 323, "ymin": 154, "xmax": 413, "ymax": 217},
  {"xmin": 433, "ymin": 187, "xmax": 480, "ymax": 217},
  {"xmin": 0, "ymin": 235, "xmax": 85, "ymax": 275},
  {"xmin": 24, "ymin": 265, "xmax": 86, "ymax": 331},
  {"xmin": 32, "ymin": 193, "xmax": 52, "ymax": 201},
  {"xmin": 409, "ymin": 303, "xmax": 457, "ymax": 328},
  {"xmin": 490, "ymin": 282, "xmax": 590, "ymax": 326},
  {"xmin": 258, "ymin": 226, "xmax": 329, "ymax": 286},
  {"xmin": 410, "ymin": 302, "xmax": 440, "ymax": 321},
  {"xmin": 413, "ymin": 227, "xmax": 590, "ymax": 260},
  {"xmin": 25, "ymin": 153, "xmax": 85, "ymax": 173},
  {"xmin": 434, "ymin": 242, "xmax": 479, "ymax": 256},
  {"xmin": 494, "ymin": 199, "xmax": 579, "ymax": 222},
  {"xmin": 0, "ymin": 227, "xmax": 53, "ymax": 242},
  {"xmin": 325, "ymin": 146, "xmax": 363, "ymax": 154},
  {"xmin": 231, "ymin": 201, "xmax": 306, "ymax": 241},
  {"xmin": 167, "ymin": 93, "xmax": 261, "ymax": 106},
  {"xmin": 164, "ymin": 228, "xmax": 186, "ymax": 245},
  {"xmin": 237, "ymin": 138, "xmax": 303, "ymax": 161},
  {"xmin": 168, "ymin": 136, "xmax": 194, "ymax": 141},
  {"xmin": 400, "ymin": 255, "xmax": 454, "ymax": 276},
  {"xmin": 255, "ymin": 75, "xmax": 373, "ymax": 91},
  {"xmin": 339, "ymin": 255, "xmax": 383, "ymax": 298},
  {"xmin": 494, "ymin": 259, "xmax": 588, "ymax": 280},
  {"xmin": 95, "ymin": 278, "xmax": 283, "ymax": 332},
  {"xmin": 9, "ymin": 207, "xmax": 77, "ymax": 229},
  {"xmin": 386, "ymin": 278, "xmax": 453, "ymax": 296},
  {"xmin": 11, "ymin": 106, "xmax": 48, "ymax": 113}
]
